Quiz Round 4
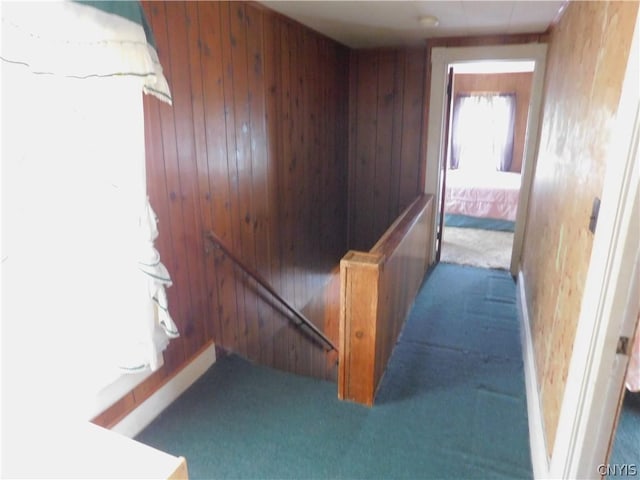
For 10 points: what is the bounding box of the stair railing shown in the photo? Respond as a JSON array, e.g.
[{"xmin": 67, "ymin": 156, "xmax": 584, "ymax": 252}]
[{"xmin": 204, "ymin": 231, "xmax": 337, "ymax": 352}]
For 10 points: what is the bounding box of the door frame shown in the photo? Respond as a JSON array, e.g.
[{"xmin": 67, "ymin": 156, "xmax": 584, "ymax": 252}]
[
  {"xmin": 424, "ymin": 43, "xmax": 548, "ymax": 275},
  {"xmin": 550, "ymin": 10, "xmax": 639, "ymax": 477}
]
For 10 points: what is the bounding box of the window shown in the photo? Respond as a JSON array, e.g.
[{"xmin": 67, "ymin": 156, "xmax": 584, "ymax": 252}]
[{"xmin": 451, "ymin": 93, "xmax": 516, "ymax": 172}]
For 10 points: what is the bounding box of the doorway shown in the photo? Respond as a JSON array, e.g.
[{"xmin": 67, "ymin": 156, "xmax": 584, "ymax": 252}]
[
  {"xmin": 439, "ymin": 60, "xmax": 534, "ymax": 271},
  {"xmin": 424, "ymin": 43, "xmax": 548, "ymax": 276}
]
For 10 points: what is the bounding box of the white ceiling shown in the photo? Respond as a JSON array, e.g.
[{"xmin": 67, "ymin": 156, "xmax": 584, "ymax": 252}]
[{"xmin": 260, "ymin": 1, "xmax": 567, "ymax": 49}]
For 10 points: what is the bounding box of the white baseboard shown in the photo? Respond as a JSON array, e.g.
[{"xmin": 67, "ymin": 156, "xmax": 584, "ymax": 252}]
[
  {"xmin": 111, "ymin": 343, "xmax": 217, "ymax": 438},
  {"xmin": 517, "ymin": 271, "xmax": 550, "ymax": 479}
]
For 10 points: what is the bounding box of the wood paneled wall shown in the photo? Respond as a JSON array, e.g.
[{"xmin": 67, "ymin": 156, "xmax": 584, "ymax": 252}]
[
  {"xmin": 453, "ymin": 72, "xmax": 533, "ymax": 173},
  {"xmin": 94, "ymin": 1, "xmax": 349, "ymax": 428},
  {"xmin": 339, "ymin": 194, "xmax": 434, "ymax": 405},
  {"xmin": 521, "ymin": 0, "xmax": 638, "ymax": 455},
  {"xmin": 347, "ymin": 36, "xmax": 548, "ymax": 253},
  {"xmin": 347, "ymin": 48, "xmax": 428, "ymax": 252},
  {"xmin": 144, "ymin": 0, "xmax": 349, "ymax": 375}
]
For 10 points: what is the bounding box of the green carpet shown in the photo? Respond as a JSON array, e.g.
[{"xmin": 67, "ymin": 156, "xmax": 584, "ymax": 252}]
[
  {"xmin": 444, "ymin": 214, "xmax": 515, "ymax": 232},
  {"xmin": 137, "ymin": 264, "xmax": 532, "ymax": 479},
  {"xmin": 610, "ymin": 390, "xmax": 640, "ymax": 472}
]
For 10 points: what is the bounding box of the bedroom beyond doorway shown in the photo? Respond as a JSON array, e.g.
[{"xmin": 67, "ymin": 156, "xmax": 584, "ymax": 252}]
[{"xmin": 440, "ymin": 60, "xmax": 534, "ymax": 271}]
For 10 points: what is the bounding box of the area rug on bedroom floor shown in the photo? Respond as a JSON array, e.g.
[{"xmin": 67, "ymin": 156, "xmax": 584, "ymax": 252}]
[{"xmin": 441, "ymin": 226, "xmax": 513, "ymax": 270}]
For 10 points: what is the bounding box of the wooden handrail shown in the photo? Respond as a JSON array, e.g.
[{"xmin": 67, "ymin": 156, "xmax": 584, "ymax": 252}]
[{"xmin": 204, "ymin": 231, "xmax": 337, "ymax": 352}]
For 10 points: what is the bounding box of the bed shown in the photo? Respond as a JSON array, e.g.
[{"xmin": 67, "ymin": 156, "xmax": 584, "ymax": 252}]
[{"xmin": 444, "ymin": 169, "xmax": 521, "ymax": 231}]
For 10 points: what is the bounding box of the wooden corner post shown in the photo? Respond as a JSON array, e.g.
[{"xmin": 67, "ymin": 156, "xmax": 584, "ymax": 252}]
[{"xmin": 338, "ymin": 251, "xmax": 383, "ymax": 406}]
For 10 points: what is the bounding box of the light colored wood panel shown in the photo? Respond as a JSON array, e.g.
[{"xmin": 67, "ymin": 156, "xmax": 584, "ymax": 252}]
[
  {"xmin": 168, "ymin": 458, "xmax": 189, "ymax": 480},
  {"xmin": 427, "ymin": 32, "xmax": 548, "ymax": 49},
  {"xmin": 339, "ymin": 195, "xmax": 434, "ymax": 406},
  {"xmin": 339, "ymin": 251, "xmax": 382, "ymax": 405},
  {"xmin": 521, "ymin": 0, "xmax": 638, "ymax": 455}
]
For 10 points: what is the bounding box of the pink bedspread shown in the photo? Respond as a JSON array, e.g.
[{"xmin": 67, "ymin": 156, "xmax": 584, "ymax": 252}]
[{"xmin": 445, "ymin": 170, "xmax": 521, "ymax": 222}]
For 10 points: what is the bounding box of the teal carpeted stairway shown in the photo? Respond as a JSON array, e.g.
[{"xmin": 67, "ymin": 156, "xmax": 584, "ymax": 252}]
[{"xmin": 137, "ymin": 264, "xmax": 532, "ymax": 479}]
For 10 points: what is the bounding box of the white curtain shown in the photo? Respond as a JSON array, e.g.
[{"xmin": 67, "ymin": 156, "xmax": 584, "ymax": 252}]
[
  {"xmin": 1, "ymin": 1, "xmax": 177, "ymax": 422},
  {"xmin": 451, "ymin": 93, "xmax": 516, "ymax": 172}
]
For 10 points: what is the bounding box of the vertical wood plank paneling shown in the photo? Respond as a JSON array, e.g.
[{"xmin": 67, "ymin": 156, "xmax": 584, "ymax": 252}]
[
  {"xmin": 291, "ymin": 22, "xmax": 305, "ymax": 374},
  {"xmin": 347, "ymin": 50, "xmax": 359, "ymax": 252},
  {"xmin": 388, "ymin": 50, "xmax": 405, "ymax": 224},
  {"xmin": 522, "ymin": 0, "xmax": 638, "ymax": 454},
  {"xmin": 146, "ymin": 3, "xmax": 187, "ymax": 372},
  {"xmin": 280, "ymin": 21, "xmax": 296, "ymax": 371},
  {"xmin": 185, "ymin": 2, "xmax": 217, "ymax": 345},
  {"xmin": 373, "ymin": 51, "xmax": 396, "ymax": 242},
  {"xmin": 261, "ymin": 11, "xmax": 278, "ymax": 367},
  {"xmin": 323, "ymin": 266, "xmax": 341, "ymax": 380},
  {"xmin": 339, "ymin": 195, "xmax": 434, "ymax": 406},
  {"xmin": 245, "ymin": 5, "xmax": 273, "ymax": 368},
  {"xmin": 164, "ymin": 2, "xmax": 209, "ymax": 358},
  {"xmin": 263, "ymin": 14, "xmax": 285, "ymax": 372},
  {"xmin": 229, "ymin": 3, "xmax": 261, "ymax": 362},
  {"xmin": 96, "ymin": 1, "xmax": 351, "ymax": 426},
  {"xmin": 299, "ymin": 22, "xmax": 313, "ymax": 373},
  {"xmin": 398, "ymin": 48, "xmax": 426, "ymax": 211},
  {"xmin": 336, "ymin": 49, "xmax": 350, "ymax": 257},
  {"xmin": 197, "ymin": 1, "xmax": 238, "ymax": 351},
  {"xmin": 142, "ymin": 84, "xmax": 175, "ymax": 377},
  {"xmin": 348, "ymin": 47, "xmax": 428, "ymax": 251},
  {"xmin": 353, "ymin": 51, "xmax": 379, "ymax": 251},
  {"xmin": 308, "ymin": 35, "xmax": 321, "ymax": 290},
  {"xmin": 220, "ymin": 1, "xmax": 247, "ymax": 356}
]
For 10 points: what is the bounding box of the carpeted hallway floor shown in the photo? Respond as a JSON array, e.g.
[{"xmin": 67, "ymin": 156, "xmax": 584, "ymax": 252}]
[{"xmin": 137, "ymin": 264, "xmax": 532, "ymax": 479}]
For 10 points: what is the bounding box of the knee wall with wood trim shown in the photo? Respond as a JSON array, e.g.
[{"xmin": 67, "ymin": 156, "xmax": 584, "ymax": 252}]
[{"xmin": 339, "ymin": 194, "xmax": 434, "ymax": 405}]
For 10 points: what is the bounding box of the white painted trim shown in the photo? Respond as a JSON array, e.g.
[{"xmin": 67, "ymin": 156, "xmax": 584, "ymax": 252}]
[
  {"xmin": 425, "ymin": 43, "xmax": 548, "ymax": 272},
  {"xmin": 517, "ymin": 271, "xmax": 550, "ymax": 479},
  {"xmin": 111, "ymin": 343, "xmax": 217, "ymax": 439},
  {"xmin": 550, "ymin": 10, "xmax": 640, "ymax": 479}
]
